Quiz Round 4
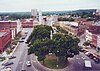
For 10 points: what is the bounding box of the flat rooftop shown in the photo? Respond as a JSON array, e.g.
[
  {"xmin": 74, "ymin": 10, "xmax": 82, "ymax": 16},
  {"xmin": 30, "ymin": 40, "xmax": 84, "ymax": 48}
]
[{"xmin": 0, "ymin": 32, "xmax": 7, "ymax": 37}]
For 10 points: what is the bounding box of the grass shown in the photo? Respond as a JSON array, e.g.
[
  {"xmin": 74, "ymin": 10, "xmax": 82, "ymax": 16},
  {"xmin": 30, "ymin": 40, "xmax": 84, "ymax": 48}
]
[{"xmin": 40, "ymin": 54, "xmax": 69, "ymax": 69}]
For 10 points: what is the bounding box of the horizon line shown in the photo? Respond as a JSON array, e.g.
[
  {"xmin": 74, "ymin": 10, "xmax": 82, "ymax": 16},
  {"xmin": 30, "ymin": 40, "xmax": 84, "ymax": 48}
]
[{"xmin": 0, "ymin": 8, "xmax": 97, "ymax": 13}]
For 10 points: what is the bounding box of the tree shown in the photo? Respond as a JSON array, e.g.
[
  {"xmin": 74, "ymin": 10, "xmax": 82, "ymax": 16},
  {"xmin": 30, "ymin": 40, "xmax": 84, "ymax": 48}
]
[
  {"xmin": 58, "ymin": 17, "xmax": 74, "ymax": 21},
  {"xmin": 53, "ymin": 33, "xmax": 79, "ymax": 61},
  {"xmin": 28, "ymin": 25, "xmax": 80, "ymax": 64},
  {"xmin": 27, "ymin": 25, "xmax": 52, "ymax": 45}
]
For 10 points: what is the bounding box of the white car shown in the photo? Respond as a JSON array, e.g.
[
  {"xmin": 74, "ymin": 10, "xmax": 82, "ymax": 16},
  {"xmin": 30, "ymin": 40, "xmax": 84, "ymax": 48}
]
[
  {"xmin": 26, "ymin": 61, "xmax": 31, "ymax": 67},
  {"xmin": 3, "ymin": 67, "xmax": 12, "ymax": 71}
]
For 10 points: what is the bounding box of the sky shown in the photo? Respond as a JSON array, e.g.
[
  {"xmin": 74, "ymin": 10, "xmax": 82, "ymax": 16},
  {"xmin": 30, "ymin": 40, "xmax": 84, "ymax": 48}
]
[{"xmin": 0, "ymin": 0, "xmax": 100, "ymax": 12}]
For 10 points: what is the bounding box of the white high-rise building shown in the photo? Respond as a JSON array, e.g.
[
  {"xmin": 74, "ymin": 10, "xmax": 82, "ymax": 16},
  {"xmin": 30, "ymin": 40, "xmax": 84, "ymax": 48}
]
[
  {"xmin": 31, "ymin": 9, "xmax": 38, "ymax": 17},
  {"xmin": 39, "ymin": 9, "xmax": 42, "ymax": 24}
]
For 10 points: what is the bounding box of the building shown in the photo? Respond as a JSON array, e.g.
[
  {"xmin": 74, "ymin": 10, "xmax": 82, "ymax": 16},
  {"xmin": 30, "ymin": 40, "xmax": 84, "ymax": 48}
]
[
  {"xmin": 21, "ymin": 19, "xmax": 33, "ymax": 28},
  {"xmin": 60, "ymin": 21, "xmax": 84, "ymax": 36},
  {"xmin": 75, "ymin": 18, "xmax": 87, "ymax": 23},
  {"xmin": 85, "ymin": 30, "xmax": 92, "ymax": 41},
  {"xmin": 31, "ymin": 9, "xmax": 38, "ymax": 18},
  {"xmin": 0, "ymin": 20, "xmax": 22, "ymax": 39},
  {"xmin": 0, "ymin": 31, "xmax": 11, "ymax": 52},
  {"xmin": 39, "ymin": 10, "xmax": 42, "ymax": 24},
  {"xmin": 85, "ymin": 21, "xmax": 100, "ymax": 49}
]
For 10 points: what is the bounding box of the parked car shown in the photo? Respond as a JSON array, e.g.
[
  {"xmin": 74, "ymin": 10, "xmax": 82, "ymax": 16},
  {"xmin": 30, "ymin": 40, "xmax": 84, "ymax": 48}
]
[
  {"xmin": 80, "ymin": 49, "xmax": 87, "ymax": 52},
  {"xmin": 93, "ymin": 56, "xmax": 100, "ymax": 63},
  {"xmin": 26, "ymin": 61, "xmax": 31, "ymax": 67},
  {"xmin": 88, "ymin": 54, "xmax": 95, "ymax": 59},
  {"xmin": 83, "ymin": 50, "xmax": 88, "ymax": 53},
  {"xmin": 85, "ymin": 52, "xmax": 92, "ymax": 57},
  {"xmin": 85, "ymin": 52, "xmax": 89, "ymax": 55},
  {"xmin": 8, "ymin": 56, "xmax": 16, "ymax": 59},
  {"xmin": 4, "ymin": 67, "xmax": 12, "ymax": 71},
  {"xmin": 2, "ymin": 61, "xmax": 14, "ymax": 66}
]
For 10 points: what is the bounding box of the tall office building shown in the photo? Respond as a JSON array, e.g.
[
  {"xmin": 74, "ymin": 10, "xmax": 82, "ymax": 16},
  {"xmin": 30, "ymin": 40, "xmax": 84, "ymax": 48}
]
[
  {"xmin": 31, "ymin": 9, "xmax": 38, "ymax": 25},
  {"xmin": 31, "ymin": 9, "xmax": 38, "ymax": 18},
  {"xmin": 39, "ymin": 9, "xmax": 42, "ymax": 24}
]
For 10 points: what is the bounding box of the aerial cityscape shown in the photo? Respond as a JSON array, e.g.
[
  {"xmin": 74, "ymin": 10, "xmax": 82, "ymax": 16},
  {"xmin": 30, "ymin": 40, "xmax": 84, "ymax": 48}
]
[{"xmin": 0, "ymin": 0, "xmax": 100, "ymax": 71}]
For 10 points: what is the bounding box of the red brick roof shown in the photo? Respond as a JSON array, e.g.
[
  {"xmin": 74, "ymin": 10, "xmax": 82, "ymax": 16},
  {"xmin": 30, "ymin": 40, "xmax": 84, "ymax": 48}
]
[
  {"xmin": 75, "ymin": 18, "xmax": 87, "ymax": 22},
  {"xmin": 82, "ymin": 21, "xmax": 94, "ymax": 25}
]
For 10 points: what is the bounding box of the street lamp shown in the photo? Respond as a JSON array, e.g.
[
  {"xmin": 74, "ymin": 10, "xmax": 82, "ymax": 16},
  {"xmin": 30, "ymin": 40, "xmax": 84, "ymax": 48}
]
[{"xmin": 56, "ymin": 50, "xmax": 59, "ymax": 67}]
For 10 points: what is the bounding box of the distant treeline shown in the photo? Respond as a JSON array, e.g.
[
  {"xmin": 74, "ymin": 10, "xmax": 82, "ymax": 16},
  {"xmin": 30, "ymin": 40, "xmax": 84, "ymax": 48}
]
[
  {"xmin": 0, "ymin": 14, "xmax": 32, "ymax": 20},
  {"xmin": 0, "ymin": 9, "xmax": 99, "ymax": 20}
]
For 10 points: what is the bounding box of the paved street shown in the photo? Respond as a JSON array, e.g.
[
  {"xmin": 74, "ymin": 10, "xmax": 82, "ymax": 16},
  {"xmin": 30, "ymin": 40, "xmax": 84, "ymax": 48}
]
[
  {"xmin": 8, "ymin": 28, "xmax": 52, "ymax": 71},
  {"xmin": 62, "ymin": 52, "xmax": 100, "ymax": 71},
  {"xmin": 7, "ymin": 28, "xmax": 37, "ymax": 71}
]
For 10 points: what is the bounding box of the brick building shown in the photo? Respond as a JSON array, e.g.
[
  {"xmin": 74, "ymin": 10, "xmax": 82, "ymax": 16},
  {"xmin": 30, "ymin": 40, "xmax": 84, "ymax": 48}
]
[
  {"xmin": 85, "ymin": 21, "xmax": 100, "ymax": 49},
  {"xmin": 60, "ymin": 21, "xmax": 85, "ymax": 36},
  {"xmin": 0, "ymin": 20, "xmax": 22, "ymax": 39},
  {"xmin": 21, "ymin": 19, "xmax": 33, "ymax": 28},
  {"xmin": 0, "ymin": 31, "xmax": 11, "ymax": 52}
]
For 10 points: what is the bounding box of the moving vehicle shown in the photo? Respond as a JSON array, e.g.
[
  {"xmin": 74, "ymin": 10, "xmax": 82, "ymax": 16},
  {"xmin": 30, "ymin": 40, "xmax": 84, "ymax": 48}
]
[
  {"xmin": 21, "ymin": 35, "xmax": 27, "ymax": 39},
  {"xmin": 2, "ymin": 62, "xmax": 14, "ymax": 66},
  {"xmin": 26, "ymin": 61, "xmax": 31, "ymax": 67},
  {"xmin": 84, "ymin": 60, "xmax": 92, "ymax": 68},
  {"xmin": 25, "ymin": 31, "xmax": 28, "ymax": 34},
  {"xmin": 8, "ymin": 56, "xmax": 16, "ymax": 59},
  {"xmin": 19, "ymin": 40, "xmax": 24, "ymax": 42}
]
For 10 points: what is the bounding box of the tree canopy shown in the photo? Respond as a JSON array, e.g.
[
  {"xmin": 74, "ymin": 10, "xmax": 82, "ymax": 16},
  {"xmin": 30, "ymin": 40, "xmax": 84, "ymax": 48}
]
[
  {"xmin": 58, "ymin": 17, "xmax": 74, "ymax": 21},
  {"xmin": 27, "ymin": 25, "xmax": 80, "ymax": 62}
]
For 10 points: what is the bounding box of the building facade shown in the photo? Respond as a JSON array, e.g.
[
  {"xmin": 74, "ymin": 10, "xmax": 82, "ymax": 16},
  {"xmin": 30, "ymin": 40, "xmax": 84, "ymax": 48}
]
[
  {"xmin": 0, "ymin": 31, "xmax": 11, "ymax": 52},
  {"xmin": 0, "ymin": 20, "xmax": 22, "ymax": 39},
  {"xmin": 85, "ymin": 21, "xmax": 100, "ymax": 49}
]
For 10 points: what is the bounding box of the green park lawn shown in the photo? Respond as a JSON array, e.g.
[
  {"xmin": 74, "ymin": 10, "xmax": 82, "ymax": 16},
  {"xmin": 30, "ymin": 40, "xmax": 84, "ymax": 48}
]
[{"xmin": 40, "ymin": 54, "xmax": 69, "ymax": 69}]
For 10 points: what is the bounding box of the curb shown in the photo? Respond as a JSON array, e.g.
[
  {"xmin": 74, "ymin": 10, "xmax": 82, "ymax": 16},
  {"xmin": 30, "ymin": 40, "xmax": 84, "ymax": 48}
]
[{"xmin": 9, "ymin": 42, "xmax": 19, "ymax": 56}]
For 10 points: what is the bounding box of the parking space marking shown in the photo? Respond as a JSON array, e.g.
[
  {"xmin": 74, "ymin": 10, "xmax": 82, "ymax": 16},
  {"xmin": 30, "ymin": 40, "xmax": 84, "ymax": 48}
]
[{"xmin": 78, "ymin": 62, "xmax": 81, "ymax": 65}]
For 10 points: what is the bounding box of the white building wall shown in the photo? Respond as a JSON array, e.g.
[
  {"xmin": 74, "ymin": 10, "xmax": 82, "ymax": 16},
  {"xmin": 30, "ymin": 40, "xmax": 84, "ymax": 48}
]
[
  {"xmin": 39, "ymin": 10, "xmax": 42, "ymax": 24},
  {"xmin": 85, "ymin": 30, "xmax": 92, "ymax": 41},
  {"xmin": 11, "ymin": 29, "xmax": 14, "ymax": 40},
  {"xmin": 11, "ymin": 28, "xmax": 16, "ymax": 40},
  {"xmin": 16, "ymin": 20, "xmax": 22, "ymax": 34}
]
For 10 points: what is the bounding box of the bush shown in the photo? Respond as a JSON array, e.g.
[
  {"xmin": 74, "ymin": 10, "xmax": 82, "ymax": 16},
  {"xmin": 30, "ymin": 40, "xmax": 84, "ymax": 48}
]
[
  {"xmin": 83, "ymin": 41, "xmax": 90, "ymax": 46},
  {"xmin": 0, "ymin": 57, "xmax": 6, "ymax": 61},
  {"xmin": 6, "ymin": 49, "xmax": 12, "ymax": 54}
]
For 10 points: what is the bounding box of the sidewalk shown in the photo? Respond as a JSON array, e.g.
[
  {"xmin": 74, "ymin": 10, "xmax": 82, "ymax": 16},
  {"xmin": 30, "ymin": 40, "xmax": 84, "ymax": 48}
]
[{"xmin": 0, "ymin": 42, "xmax": 19, "ymax": 70}]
